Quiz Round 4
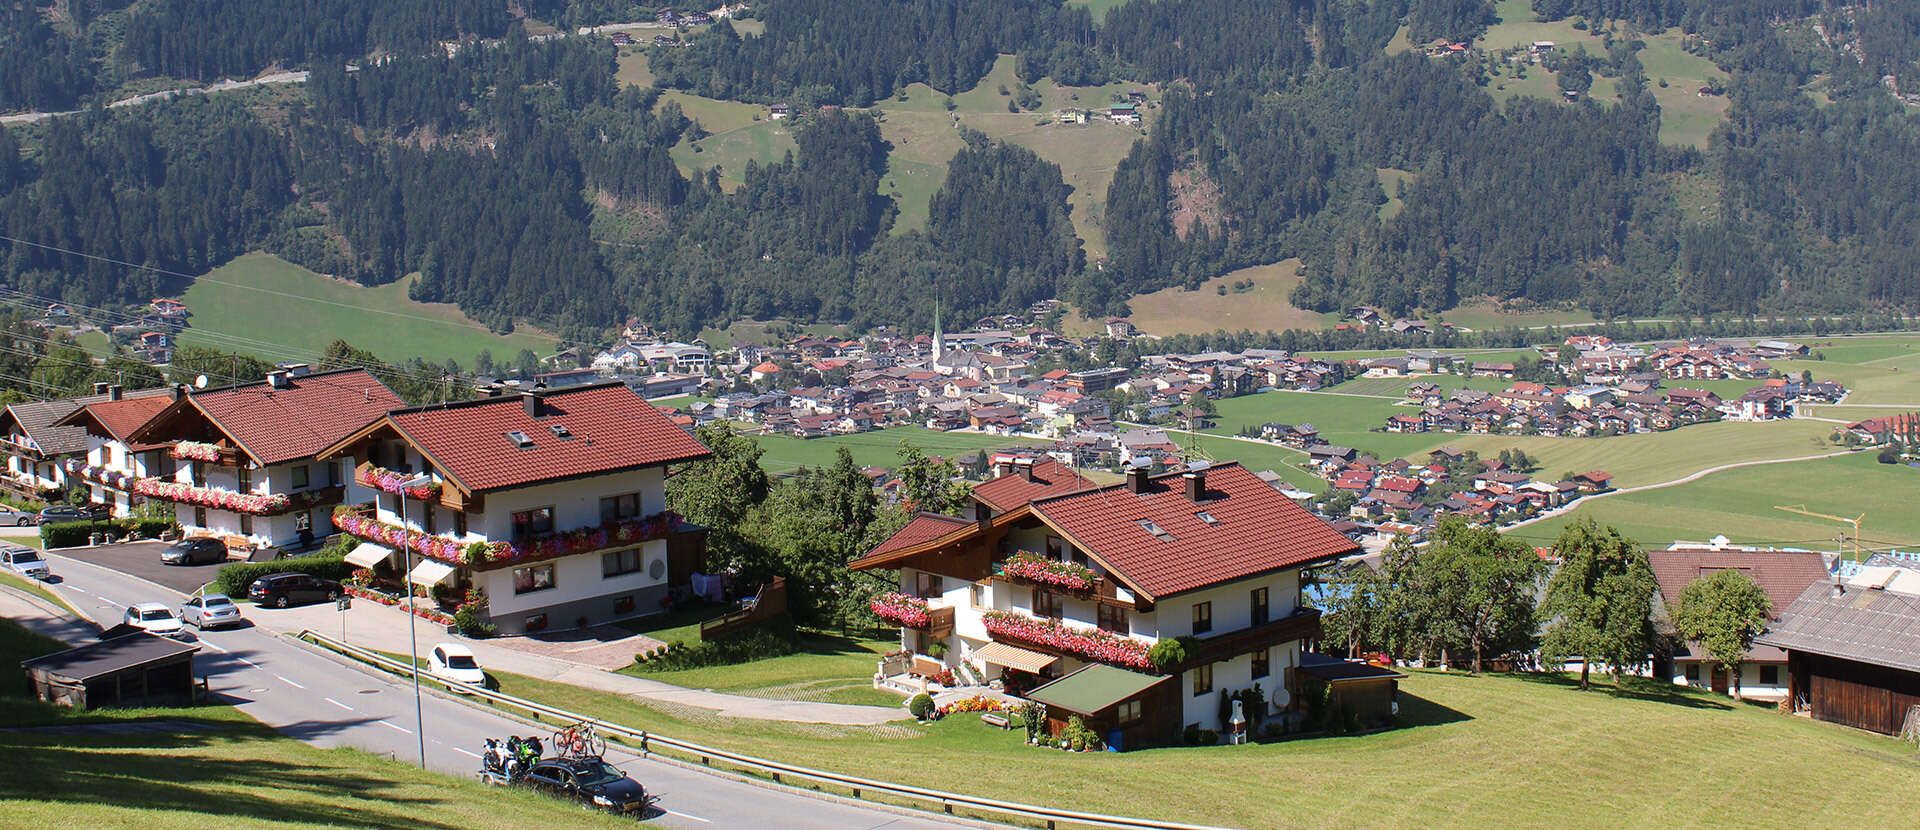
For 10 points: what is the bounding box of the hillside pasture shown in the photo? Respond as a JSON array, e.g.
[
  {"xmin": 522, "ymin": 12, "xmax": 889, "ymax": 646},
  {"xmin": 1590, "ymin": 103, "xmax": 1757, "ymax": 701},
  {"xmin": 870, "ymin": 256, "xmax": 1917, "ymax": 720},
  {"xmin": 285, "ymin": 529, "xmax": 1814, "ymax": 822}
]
[
  {"xmin": 175, "ymin": 252, "xmax": 555, "ymax": 366},
  {"xmin": 1639, "ymin": 31, "xmax": 1730, "ymax": 148},
  {"xmin": 746, "ymin": 426, "xmax": 1049, "ymax": 473},
  {"xmin": 1436, "ymin": 299, "xmax": 1597, "ymax": 330},
  {"xmin": 1122, "ymin": 260, "xmax": 1336, "ymax": 335},
  {"xmin": 1375, "ymin": 167, "xmax": 1414, "ymax": 220}
]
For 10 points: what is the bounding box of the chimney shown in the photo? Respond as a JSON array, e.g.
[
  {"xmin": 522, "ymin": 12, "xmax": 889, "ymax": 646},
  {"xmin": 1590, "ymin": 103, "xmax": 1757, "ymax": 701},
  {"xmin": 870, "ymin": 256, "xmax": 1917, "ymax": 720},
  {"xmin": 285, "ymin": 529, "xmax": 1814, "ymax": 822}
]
[
  {"xmin": 1125, "ymin": 462, "xmax": 1151, "ymax": 494},
  {"xmin": 266, "ymin": 370, "xmax": 289, "ymax": 389},
  {"xmin": 92, "ymin": 382, "xmax": 110, "ymax": 395},
  {"xmin": 1014, "ymin": 457, "xmax": 1035, "ymax": 482},
  {"xmin": 992, "ymin": 454, "xmax": 1013, "ymax": 479},
  {"xmin": 172, "ymin": 384, "xmax": 186, "ymax": 401},
  {"xmin": 522, "ymin": 390, "xmax": 543, "ymax": 418},
  {"xmin": 281, "ymin": 362, "xmax": 312, "ymax": 377},
  {"xmin": 1183, "ymin": 460, "xmax": 1210, "ymax": 501},
  {"xmin": 107, "ymin": 385, "xmax": 123, "ymax": 401},
  {"xmin": 1832, "ymin": 574, "xmax": 1846, "ymax": 599}
]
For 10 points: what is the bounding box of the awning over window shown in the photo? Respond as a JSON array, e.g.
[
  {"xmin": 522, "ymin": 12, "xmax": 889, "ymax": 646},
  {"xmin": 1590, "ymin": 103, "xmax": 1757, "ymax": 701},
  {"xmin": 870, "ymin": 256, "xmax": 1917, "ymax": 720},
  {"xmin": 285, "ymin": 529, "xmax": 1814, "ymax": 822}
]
[
  {"xmin": 344, "ymin": 542, "xmax": 391, "ymax": 569},
  {"xmin": 407, "ymin": 559, "xmax": 457, "ymax": 587},
  {"xmin": 975, "ymin": 641, "xmax": 1059, "ymax": 674}
]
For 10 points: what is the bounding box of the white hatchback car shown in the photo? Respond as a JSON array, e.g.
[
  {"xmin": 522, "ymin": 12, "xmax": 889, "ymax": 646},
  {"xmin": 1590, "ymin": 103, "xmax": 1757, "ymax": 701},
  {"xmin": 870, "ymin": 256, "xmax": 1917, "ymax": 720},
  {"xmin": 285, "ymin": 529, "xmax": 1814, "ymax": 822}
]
[
  {"xmin": 123, "ymin": 602, "xmax": 185, "ymax": 638},
  {"xmin": 427, "ymin": 642, "xmax": 486, "ymax": 687}
]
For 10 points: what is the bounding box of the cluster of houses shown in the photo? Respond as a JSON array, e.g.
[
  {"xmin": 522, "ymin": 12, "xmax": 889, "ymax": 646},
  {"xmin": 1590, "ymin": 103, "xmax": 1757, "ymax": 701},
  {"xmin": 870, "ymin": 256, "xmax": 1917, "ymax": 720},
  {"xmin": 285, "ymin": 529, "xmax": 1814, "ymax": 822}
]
[
  {"xmin": 36, "ymin": 298, "xmax": 185, "ymax": 365},
  {"xmin": 0, "ymin": 368, "xmax": 713, "ymax": 636},
  {"xmin": 1317, "ymin": 445, "xmax": 1614, "ymax": 535}
]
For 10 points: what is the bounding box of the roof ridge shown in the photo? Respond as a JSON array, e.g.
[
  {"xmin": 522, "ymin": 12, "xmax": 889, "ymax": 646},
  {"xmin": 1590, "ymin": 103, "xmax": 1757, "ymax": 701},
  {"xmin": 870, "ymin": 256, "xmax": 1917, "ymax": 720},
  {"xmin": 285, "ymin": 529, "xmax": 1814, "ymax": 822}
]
[
  {"xmin": 191, "ymin": 366, "xmax": 379, "ymax": 397},
  {"xmin": 387, "ymin": 380, "xmax": 631, "ymax": 418}
]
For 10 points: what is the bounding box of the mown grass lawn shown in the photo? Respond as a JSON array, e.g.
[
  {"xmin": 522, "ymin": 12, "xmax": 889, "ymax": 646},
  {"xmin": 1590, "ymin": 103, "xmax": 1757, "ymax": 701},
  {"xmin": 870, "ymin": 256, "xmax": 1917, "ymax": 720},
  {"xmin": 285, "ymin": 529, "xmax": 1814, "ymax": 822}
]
[
  {"xmin": 0, "ymin": 570, "xmax": 79, "ymax": 618},
  {"xmin": 622, "ymin": 630, "xmax": 902, "ymax": 707},
  {"xmin": 1123, "ymin": 259, "xmax": 1339, "ymax": 336},
  {"xmin": 487, "ymin": 663, "xmax": 1920, "ymax": 829},
  {"xmin": 1521, "ymin": 450, "xmax": 1920, "ymax": 548}
]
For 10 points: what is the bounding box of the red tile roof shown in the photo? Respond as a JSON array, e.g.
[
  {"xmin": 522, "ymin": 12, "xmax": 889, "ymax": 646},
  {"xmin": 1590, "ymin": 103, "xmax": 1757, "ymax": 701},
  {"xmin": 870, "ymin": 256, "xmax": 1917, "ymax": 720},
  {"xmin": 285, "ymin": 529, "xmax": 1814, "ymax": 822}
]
[
  {"xmin": 971, "ymin": 458, "xmax": 1094, "ymax": 511},
  {"xmin": 1648, "ymin": 549, "xmax": 1830, "ymax": 620},
  {"xmin": 387, "ymin": 382, "xmax": 711, "ymax": 493},
  {"xmin": 148, "ymin": 369, "xmax": 403, "ymax": 465},
  {"xmin": 865, "ymin": 513, "xmax": 974, "ymax": 560},
  {"xmin": 1030, "ymin": 463, "xmax": 1359, "ymax": 600},
  {"xmin": 61, "ymin": 390, "xmax": 177, "ymax": 445}
]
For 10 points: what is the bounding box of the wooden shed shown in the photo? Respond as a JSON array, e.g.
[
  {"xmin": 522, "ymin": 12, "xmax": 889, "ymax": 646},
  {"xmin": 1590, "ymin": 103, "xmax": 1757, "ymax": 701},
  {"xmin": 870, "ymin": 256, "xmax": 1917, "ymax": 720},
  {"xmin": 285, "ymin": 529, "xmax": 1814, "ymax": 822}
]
[
  {"xmin": 1026, "ymin": 664, "xmax": 1177, "ymax": 751},
  {"xmin": 1759, "ymin": 566, "xmax": 1920, "ymax": 735},
  {"xmin": 21, "ymin": 631, "xmax": 199, "ymax": 709},
  {"xmin": 1297, "ymin": 651, "xmax": 1405, "ymax": 729}
]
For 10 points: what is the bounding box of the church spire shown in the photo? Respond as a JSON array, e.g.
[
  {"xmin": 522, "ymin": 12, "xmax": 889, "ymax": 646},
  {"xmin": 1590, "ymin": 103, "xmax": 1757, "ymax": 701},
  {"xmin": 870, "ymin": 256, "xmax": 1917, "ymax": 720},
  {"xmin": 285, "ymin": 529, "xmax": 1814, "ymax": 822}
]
[{"xmin": 932, "ymin": 281, "xmax": 944, "ymax": 362}]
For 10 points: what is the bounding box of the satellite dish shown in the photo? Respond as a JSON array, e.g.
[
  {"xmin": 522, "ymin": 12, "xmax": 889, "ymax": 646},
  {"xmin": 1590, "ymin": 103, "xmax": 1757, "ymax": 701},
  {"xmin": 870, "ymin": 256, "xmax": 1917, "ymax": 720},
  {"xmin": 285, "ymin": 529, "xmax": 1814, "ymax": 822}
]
[{"xmin": 193, "ymin": 374, "xmax": 209, "ymax": 389}]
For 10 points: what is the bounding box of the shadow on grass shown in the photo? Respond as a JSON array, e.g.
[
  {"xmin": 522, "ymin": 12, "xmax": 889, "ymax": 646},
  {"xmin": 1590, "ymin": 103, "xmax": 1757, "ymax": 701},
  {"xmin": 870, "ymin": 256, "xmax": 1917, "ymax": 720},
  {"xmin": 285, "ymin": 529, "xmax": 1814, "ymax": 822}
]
[
  {"xmin": 1504, "ymin": 671, "xmax": 1734, "ymax": 711},
  {"xmin": 792, "ymin": 628, "xmax": 892, "ymax": 656}
]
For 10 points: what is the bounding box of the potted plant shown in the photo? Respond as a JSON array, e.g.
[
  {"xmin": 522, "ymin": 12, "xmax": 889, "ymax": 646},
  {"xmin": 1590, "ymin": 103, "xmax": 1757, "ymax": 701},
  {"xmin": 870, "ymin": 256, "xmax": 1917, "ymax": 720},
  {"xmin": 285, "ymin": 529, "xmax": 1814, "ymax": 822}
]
[{"xmin": 926, "ymin": 641, "xmax": 949, "ymax": 659}]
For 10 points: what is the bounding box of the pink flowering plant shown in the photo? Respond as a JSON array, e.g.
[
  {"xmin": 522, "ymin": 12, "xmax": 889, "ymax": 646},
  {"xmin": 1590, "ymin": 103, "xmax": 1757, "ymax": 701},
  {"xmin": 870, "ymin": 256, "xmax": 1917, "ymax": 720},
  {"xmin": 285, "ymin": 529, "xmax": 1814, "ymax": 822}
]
[
  {"xmin": 870, "ymin": 592, "xmax": 931, "ymax": 628},
  {"xmin": 170, "ymin": 441, "xmax": 224, "ymax": 463},
  {"xmin": 356, "ymin": 464, "xmax": 443, "ymax": 500},
  {"xmin": 134, "ymin": 478, "xmax": 290, "ymax": 515},
  {"xmin": 982, "ymin": 611, "xmax": 1152, "ymax": 671},
  {"xmin": 999, "ymin": 551, "xmax": 1098, "ymax": 593},
  {"xmin": 331, "ymin": 504, "xmax": 679, "ymax": 567}
]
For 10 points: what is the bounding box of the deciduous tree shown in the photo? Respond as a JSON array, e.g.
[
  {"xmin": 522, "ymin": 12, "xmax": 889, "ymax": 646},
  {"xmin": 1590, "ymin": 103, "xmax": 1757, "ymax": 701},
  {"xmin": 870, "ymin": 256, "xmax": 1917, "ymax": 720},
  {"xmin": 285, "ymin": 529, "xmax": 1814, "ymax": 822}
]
[
  {"xmin": 1673, "ymin": 569, "xmax": 1772, "ymax": 700},
  {"xmin": 1540, "ymin": 519, "xmax": 1657, "ymax": 689}
]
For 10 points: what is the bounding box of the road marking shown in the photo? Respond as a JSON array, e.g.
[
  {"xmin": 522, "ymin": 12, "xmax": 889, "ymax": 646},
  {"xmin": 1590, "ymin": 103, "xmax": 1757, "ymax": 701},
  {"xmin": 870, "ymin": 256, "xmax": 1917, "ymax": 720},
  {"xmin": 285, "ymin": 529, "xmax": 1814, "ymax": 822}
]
[
  {"xmin": 235, "ymin": 657, "xmax": 262, "ymax": 669},
  {"xmin": 324, "ymin": 697, "xmax": 354, "ymax": 711},
  {"xmin": 65, "ymin": 586, "xmax": 86, "ymax": 594},
  {"xmin": 274, "ymin": 674, "xmax": 306, "ymax": 689},
  {"xmin": 660, "ymin": 808, "xmax": 711, "ymax": 823},
  {"xmin": 196, "ymin": 638, "xmax": 226, "ymax": 653},
  {"xmin": 453, "ymin": 747, "xmax": 482, "ymax": 759},
  {"xmin": 377, "ymin": 720, "xmax": 413, "ymax": 734}
]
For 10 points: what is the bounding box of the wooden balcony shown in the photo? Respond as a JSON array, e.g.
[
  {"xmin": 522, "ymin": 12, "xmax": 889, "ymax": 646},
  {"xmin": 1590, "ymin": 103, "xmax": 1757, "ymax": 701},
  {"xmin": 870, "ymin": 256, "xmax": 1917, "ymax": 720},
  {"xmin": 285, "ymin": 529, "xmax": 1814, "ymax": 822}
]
[
  {"xmin": 1183, "ymin": 608, "xmax": 1322, "ymax": 669},
  {"xmin": 927, "ymin": 604, "xmax": 955, "ymax": 639},
  {"xmin": 993, "ymin": 572, "xmax": 1148, "ymax": 611},
  {"xmin": 699, "ymin": 577, "xmax": 788, "ymax": 641}
]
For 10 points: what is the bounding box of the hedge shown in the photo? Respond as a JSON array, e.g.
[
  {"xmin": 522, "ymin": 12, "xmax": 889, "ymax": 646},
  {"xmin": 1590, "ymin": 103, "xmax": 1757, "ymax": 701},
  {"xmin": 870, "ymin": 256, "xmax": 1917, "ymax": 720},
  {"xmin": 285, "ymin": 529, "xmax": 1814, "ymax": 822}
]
[
  {"xmin": 211, "ymin": 556, "xmax": 354, "ymax": 598},
  {"xmin": 40, "ymin": 518, "xmax": 178, "ymax": 549},
  {"xmin": 631, "ymin": 625, "xmax": 797, "ymax": 672}
]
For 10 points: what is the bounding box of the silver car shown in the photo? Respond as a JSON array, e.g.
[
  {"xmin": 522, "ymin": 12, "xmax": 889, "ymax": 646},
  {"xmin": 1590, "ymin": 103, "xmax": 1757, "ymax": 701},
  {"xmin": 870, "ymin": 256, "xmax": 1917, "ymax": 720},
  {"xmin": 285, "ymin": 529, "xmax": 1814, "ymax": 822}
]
[
  {"xmin": 0, "ymin": 505, "xmax": 37, "ymax": 526},
  {"xmin": 180, "ymin": 594, "xmax": 244, "ymax": 629},
  {"xmin": 1, "ymin": 545, "xmax": 49, "ymax": 580}
]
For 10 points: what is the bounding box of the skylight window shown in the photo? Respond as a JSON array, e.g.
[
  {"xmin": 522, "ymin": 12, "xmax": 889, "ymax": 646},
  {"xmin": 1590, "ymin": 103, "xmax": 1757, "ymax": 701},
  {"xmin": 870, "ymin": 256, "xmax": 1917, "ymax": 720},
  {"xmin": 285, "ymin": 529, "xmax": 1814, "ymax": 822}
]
[
  {"xmin": 548, "ymin": 424, "xmax": 574, "ymax": 440},
  {"xmin": 505, "ymin": 430, "xmax": 535, "ymax": 449},
  {"xmin": 1195, "ymin": 511, "xmax": 1219, "ymax": 526},
  {"xmin": 1137, "ymin": 519, "xmax": 1173, "ymax": 542}
]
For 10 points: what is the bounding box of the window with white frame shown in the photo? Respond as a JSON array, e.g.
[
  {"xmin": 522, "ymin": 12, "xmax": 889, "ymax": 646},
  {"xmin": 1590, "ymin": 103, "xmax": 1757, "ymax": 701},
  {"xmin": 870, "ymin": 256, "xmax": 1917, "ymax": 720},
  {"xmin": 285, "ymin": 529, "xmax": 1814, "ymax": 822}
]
[{"xmin": 513, "ymin": 563, "xmax": 556, "ymax": 594}]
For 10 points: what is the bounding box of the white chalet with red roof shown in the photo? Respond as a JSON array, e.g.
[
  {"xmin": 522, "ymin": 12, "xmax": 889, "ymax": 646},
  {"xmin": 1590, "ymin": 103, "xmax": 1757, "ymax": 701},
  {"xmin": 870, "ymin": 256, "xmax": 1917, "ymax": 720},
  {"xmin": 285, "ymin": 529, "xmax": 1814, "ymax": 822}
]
[
  {"xmin": 320, "ymin": 382, "xmax": 711, "ymax": 635},
  {"xmin": 856, "ymin": 457, "xmax": 1360, "ymax": 747},
  {"xmin": 122, "ymin": 368, "xmax": 403, "ymax": 550}
]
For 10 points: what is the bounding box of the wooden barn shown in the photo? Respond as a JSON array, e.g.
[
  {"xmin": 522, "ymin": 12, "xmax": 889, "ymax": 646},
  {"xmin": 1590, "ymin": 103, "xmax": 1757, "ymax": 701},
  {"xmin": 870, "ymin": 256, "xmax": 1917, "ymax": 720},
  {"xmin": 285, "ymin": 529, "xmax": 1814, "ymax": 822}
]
[
  {"xmin": 1759, "ymin": 560, "xmax": 1920, "ymax": 735},
  {"xmin": 21, "ymin": 631, "xmax": 199, "ymax": 710}
]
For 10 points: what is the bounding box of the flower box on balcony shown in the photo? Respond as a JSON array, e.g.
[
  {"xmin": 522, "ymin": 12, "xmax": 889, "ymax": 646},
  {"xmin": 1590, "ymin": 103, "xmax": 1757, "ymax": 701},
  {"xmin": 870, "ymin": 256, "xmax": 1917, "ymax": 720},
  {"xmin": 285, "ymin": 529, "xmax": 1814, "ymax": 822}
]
[
  {"xmin": 870, "ymin": 592, "xmax": 931, "ymax": 629},
  {"xmin": 355, "ymin": 462, "xmax": 443, "ymax": 500},
  {"xmin": 982, "ymin": 610, "xmax": 1152, "ymax": 671},
  {"xmin": 171, "ymin": 441, "xmax": 226, "ymax": 463},
  {"xmin": 331, "ymin": 505, "xmax": 682, "ymax": 568},
  {"xmin": 997, "ymin": 551, "xmax": 1098, "ymax": 593}
]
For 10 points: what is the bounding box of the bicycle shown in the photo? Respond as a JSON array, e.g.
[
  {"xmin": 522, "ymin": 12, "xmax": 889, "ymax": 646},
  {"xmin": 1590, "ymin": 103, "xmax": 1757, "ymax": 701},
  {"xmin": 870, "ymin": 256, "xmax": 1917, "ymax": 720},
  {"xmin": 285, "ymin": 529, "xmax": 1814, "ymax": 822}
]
[{"xmin": 552, "ymin": 721, "xmax": 607, "ymax": 758}]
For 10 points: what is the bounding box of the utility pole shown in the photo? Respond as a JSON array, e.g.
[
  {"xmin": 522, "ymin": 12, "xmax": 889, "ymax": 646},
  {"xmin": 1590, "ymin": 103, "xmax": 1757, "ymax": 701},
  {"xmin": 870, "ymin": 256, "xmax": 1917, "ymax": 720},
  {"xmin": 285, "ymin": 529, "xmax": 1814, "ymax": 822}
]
[{"xmin": 1773, "ymin": 505, "xmax": 1866, "ymax": 561}]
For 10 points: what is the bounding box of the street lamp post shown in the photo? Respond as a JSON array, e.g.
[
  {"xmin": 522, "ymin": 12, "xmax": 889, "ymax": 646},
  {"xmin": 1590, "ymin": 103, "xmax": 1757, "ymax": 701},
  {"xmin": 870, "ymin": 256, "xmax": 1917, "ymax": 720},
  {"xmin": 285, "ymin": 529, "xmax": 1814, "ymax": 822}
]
[{"xmin": 399, "ymin": 473, "xmax": 433, "ymax": 770}]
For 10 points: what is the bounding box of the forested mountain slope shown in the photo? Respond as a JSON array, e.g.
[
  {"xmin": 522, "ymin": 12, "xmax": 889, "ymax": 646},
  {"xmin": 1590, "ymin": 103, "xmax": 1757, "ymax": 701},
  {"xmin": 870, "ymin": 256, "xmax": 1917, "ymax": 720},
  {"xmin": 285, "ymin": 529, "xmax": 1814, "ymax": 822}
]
[{"xmin": 1, "ymin": 0, "xmax": 1918, "ymax": 342}]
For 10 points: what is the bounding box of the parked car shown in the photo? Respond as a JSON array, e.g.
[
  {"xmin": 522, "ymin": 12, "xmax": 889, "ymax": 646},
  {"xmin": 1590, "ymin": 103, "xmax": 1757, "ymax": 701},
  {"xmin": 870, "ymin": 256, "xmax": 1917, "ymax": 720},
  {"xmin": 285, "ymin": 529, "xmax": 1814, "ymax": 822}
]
[
  {"xmin": 247, "ymin": 573, "xmax": 342, "ymax": 608},
  {"xmin": 180, "ymin": 593, "xmax": 244, "ymax": 629},
  {"xmin": 123, "ymin": 602, "xmax": 185, "ymax": 637},
  {"xmin": 428, "ymin": 643, "xmax": 486, "ymax": 687},
  {"xmin": 161, "ymin": 538, "xmax": 228, "ymax": 566},
  {"xmin": 523, "ymin": 757, "xmax": 652, "ymax": 814},
  {"xmin": 38, "ymin": 504, "xmax": 108, "ymax": 523},
  {"xmin": 0, "ymin": 544, "xmax": 49, "ymax": 580},
  {"xmin": 0, "ymin": 505, "xmax": 38, "ymax": 526}
]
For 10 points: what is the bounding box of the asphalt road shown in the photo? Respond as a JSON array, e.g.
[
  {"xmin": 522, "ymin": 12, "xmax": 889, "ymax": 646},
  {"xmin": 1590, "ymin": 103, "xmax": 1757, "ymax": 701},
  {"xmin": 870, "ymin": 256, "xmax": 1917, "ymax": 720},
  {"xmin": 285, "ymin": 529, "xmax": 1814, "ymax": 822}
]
[
  {"xmin": 40, "ymin": 550, "xmax": 971, "ymax": 830},
  {"xmin": 53, "ymin": 540, "xmax": 226, "ymax": 594}
]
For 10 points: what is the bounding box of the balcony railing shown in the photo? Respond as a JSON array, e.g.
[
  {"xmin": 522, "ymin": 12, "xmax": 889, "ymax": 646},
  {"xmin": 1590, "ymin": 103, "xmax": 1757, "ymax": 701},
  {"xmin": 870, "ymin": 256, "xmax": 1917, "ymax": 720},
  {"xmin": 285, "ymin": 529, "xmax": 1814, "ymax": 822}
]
[
  {"xmin": 170, "ymin": 440, "xmax": 246, "ymax": 467},
  {"xmin": 1, "ymin": 435, "xmax": 44, "ymax": 460},
  {"xmin": 1182, "ymin": 608, "xmax": 1322, "ymax": 669},
  {"xmin": 331, "ymin": 504, "xmax": 684, "ymax": 569},
  {"xmin": 62, "ymin": 459, "xmax": 137, "ymax": 491}
]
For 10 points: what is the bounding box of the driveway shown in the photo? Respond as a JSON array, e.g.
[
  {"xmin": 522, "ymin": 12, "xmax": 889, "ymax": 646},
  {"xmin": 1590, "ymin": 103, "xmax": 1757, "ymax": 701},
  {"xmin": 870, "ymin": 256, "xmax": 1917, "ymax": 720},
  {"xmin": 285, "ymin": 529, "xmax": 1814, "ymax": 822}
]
[{"xmin": 50, "ymin": 540, "xmax": 225, "ymax": 595}]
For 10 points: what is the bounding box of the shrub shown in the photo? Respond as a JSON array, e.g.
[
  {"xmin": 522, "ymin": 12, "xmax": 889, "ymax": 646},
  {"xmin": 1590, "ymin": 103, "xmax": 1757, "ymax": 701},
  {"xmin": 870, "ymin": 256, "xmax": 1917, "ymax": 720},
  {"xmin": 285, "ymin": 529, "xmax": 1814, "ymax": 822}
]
[
  {"xmin": 908, "ymin": 692, "xmax": 936, "ymax": 721},
  {"xmin": 630, "ymin": 625, "xmax": 797, "ymax": 672},
  {"xmin": 1878, "ymin": 446, "xmax": 1900, "ymax": 464},
  {"xmin": 40, "ymin": 517, "xmax": 178, "ymax": 548},
  {"xmin": 1148, "ymin": 635, "xmax": 1196, "ymax": 672},
  {"xmin": 1062, "ymin": 715, "xmax": 1100, "ymax": 751},
  {"xmin": 1181, "ymin": 725, "xmax": 1219, "ymax": 746},
  {"xmin": 211, "ymin": 556, "xmax": 353, "ymax": 597},
  {"xmin": 452, "ymin": 601, "xmax": 496, "ymax": 638}
]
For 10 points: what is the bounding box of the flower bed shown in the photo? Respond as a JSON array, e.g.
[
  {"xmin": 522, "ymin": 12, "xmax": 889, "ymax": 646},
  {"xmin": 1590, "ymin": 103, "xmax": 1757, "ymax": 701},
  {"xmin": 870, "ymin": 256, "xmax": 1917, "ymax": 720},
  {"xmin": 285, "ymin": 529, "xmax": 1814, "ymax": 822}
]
[
  {"xmin": 869, "ymin": 592, "xmax": 931, "ymax": 628},
  {"xmin": 982, "ymin": 611, "xmax": 1152, "ymax": 671},
  {"xmin": 356, "ymin": 464, "xmax": 442, "ymax": 500},
  {"xmin": 345, "ymin": 583, "xmax": 455, "ymax": 625},
  {"xmin": 937, "ymin": 696, "xmax": 1007, "ymax": 717},
  {"xmin": 171, "ymin": 441, "xmax": 225, "ymax": 463},
  {"xmin": 134, "ymin": 478, "xmax": 289, "ymax": 515},
  {"xmin": 998, "ymin": 551, "xmax": 1098, "ymax": 593},
  {"xmin": 331, "ymin": 505, "xmax": 681, "ymax": 567}
]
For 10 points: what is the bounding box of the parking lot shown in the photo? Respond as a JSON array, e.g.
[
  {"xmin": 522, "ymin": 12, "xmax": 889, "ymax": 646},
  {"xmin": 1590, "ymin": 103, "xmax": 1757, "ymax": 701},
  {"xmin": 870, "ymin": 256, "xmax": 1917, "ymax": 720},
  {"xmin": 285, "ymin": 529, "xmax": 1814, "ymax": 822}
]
[{"xmin": 49, "ymin": 541, "xmax": 225, "ymax": 595}]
